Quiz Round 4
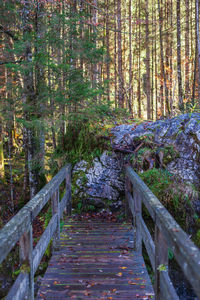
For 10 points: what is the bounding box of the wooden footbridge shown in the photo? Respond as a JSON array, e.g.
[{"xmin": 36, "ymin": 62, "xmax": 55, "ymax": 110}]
[{"xmin": 0, "ymin": 164, "xmax": 200, "ymax": 300}]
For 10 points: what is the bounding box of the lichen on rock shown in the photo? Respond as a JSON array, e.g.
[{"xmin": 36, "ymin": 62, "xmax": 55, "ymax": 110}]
[{"xmin": 72, "ymin": 151, "xmax": 124, "ymax": 210}]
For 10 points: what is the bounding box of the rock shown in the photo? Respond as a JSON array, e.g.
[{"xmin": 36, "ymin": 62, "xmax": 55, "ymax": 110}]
[
  {"xmin": 111, "ymin": 113, "xmax": 200, "ymax": 185},
  {"xmin": 73, "ymin": 151, "xmax": 124, "ymax": 208},
  {"xmin": 73, "ymin": 113, "xmax": 200, "ymax": 210}
]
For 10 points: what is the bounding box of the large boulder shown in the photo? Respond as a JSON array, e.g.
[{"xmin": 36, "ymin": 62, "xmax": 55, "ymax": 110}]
[
  {"xmin": 111, "ymin": 113, "xmax": 200, "ymax": 184},
  {"xmin": 73, "ymin": 113, "xmax": 200, "ymax": 210},
  {"xmin": 72, "ymin": 151, "xmax": 124, "ymax": 210}
]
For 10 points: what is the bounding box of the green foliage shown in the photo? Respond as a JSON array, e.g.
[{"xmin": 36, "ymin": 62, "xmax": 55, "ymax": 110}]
[
  {"xmin": 168, "ymin": 248, "xmax": 174, "ymax": 260},
  {"xmin": 194, "ymin": 229, "xmax": 200, "ymax": 248},
  {"xmin": 139, "ymin": 168, "xmax": 197, "ymax": 232},
  {"xmin": 157, "ymin": 264, "xmax": 167, "ymax": 272},
  {"xmin": 53, "ymin": 120, "xmax": 111, "ymax": 168}
]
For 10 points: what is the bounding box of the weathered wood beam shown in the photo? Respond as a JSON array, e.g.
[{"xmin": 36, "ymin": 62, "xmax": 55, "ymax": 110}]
[
  {"xmin": 0, "ymin": 164, "xmax": 72, "ymax": 300},
  {"xmin": 126, "ymin": 165, "xmax": 200, "ymax": 298},
  {"xmin": 33, "ymin": 214, "xmax": 57, "ymax": 274},
  {"xmin": 6, "ymin": 273, "xmax": 29, "ymax": 300}
]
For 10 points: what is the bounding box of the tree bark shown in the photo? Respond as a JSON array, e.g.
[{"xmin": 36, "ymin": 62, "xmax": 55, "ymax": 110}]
[
  {"xmin": 196, "ymin": 0, "xmax": 200, "ymax": 105},
  {"xmin": 185, "ymin": 0, "xmax": 190, "ymax": 101},
  {"xmin": 158, "ymin": 0, "xmax": 170, "ymax": 115},
  {"xmin": 128, "ymin": 0, "xmax": 133, "ymax": 115},
  {"xmin": 117, "ymin": 0, "xmax": 124, "ymax": 108},
  {"xmin": 145, "ymin": 0, "xmax": 151, "ymax": 119},
  {"xmin": 177, "ymin": 0, "xmax": 184, "ymax": 111},
  {"xmin": 22, "ymin": 0, "xmax": 38, "ymax": 198}
]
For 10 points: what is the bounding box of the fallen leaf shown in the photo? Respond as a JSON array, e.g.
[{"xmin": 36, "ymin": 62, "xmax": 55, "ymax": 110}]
[
  {"xmin": 84, "ymin": 290, "xmax": 91, "ymax": 296},
  {"xmin": 128, "ymin": 281, "xmax": 137, "ymax": 285}
]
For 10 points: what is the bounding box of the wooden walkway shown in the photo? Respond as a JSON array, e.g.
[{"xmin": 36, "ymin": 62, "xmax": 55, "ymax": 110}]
[
  {"xmin": 36, "ymin": 219, "xmax": 154, "ymax": 299},
  {"xmin": 1, "ymin": 164, "xmax": 199, "ymax": 299}
]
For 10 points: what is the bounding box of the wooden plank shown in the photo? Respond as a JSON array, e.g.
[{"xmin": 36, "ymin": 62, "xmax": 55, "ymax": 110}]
[
  {"xmin": 51, "ymin": 189, "xmax": 60, "ymax": 251},
  {"xmin": 125, "ymin": 176, "xmax": 132, "ymax": 219},
  {"xmin": 36, "ymin": 220, "xmax": 154, "ymax": 299},
  {"xmin": 155, "ymin": 225, "xmax": 168, "ymax": 300},
  {"xmin": 59, "ymin": 189, "xmax": 70, "ymax": 216},
  {"xmin": 140, "ymin": 216, "xmax": 155, "ymax": 270},
  {"xmin": 33, "ymin": 214, "xmax": 57, "ymax": 274},
  {"xmin": 0, "ymin": 208, "xmax": 31, "ymax": 264},
  {"xmin": 0, "ymin": 164, "xmax": 71, "ymax": 264},
  {"xmin": 66, "ymin": 166, "xmax": 72, "ymax": 215},
  {"xmin": 126, "ymin": 166, "xmax": 200, "ymax": 298},
  {"xmin": 6, "ymin": 273, "xmax": 29, "ymax": 300},
  {"xmin": 156, "ymin": 209, "xmax": 200, "ymax": 298},
  {"xmin": 126, "ymin": 191, "xmax": 134, "ymax": 217},
  {"xmin": 134, "ymin": 190, "xmax": 142, "ymax": 252},
  {"xmin": 19, "ymin": 225, "xmax": 34, "ymax": 300},
  {"xmin": 126, "ymin": 166, "xmax": 157, "ymax": 221},
  {"xmin": 160, "ymin": 272, "xmax": 179, "ymax": 300},
  {"xmin": 25, "ymin": 164, "xmax": 71, "ymax": 219}
]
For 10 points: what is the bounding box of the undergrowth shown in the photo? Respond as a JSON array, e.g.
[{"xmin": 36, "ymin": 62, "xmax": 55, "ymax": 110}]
[{"xmin": 139, "ymin": 168, "xmax": 200, "ymax": 246}]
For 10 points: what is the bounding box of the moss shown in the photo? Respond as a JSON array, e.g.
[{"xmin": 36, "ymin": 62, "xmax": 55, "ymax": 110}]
[
  {"xmin": 163, "ymin": 145, "xmax": 180, "ymax": 165},
  {"xmin": 139, "ymin": 168, "xmax": 198, "ymax": 233},
  {"xmin": 193, "ymin": 229, "xmax": 200, "ymax": 248}
]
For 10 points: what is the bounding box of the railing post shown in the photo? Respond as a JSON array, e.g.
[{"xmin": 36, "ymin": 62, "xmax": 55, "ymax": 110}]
[
  {"xmin": 154, "ymin": 223, "xmax": 168, "ymax": 300},
  {"xmin": 66, "ymin": 168, "xmax": 72, "ymax": 216},
  {"xmin": 19, "ymin": 217, "xmax": 34, "ymax": 300},
  {"xmin": 125, "ymin": 176, "xmax": 132, "ymax": 220},
  {"xmin": 134, "ymin": 190, "xmax": 142, "ymax": 253},
  {"xmin": 51, "ymin": 189, "xmax": 60, "ymax": 251}
]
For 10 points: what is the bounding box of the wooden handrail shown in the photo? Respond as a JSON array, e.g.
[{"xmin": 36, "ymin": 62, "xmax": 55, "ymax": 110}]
[
  {"xmin": 0, "ymin": 164, "xmax": 71, "ymax": 300},
  {"xmin": 125, "ymin": 166, "xmax": 200, "ymax": 300}
]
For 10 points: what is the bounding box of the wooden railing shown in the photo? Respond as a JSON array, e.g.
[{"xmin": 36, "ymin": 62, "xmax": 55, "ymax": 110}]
[
  {"xmin": 125, "ymin": 166, "xmax": 200, "ymax": 300},
  {"xmin": 0, "ymin": 164, "xmax": 71, "ymax": 300}
]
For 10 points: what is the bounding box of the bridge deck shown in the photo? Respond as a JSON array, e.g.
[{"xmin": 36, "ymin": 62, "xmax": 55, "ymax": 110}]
[{"xmin": 36, "ymin": 218, "xmax": 154, "ymax": 299}]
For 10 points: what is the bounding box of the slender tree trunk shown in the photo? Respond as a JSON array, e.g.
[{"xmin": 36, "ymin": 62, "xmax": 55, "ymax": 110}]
[
  {"xmin": 196, "ymin": 0, "xmax": 200, "ymax": 105},
  {"xmin": 137, "ymin": 0, "xmax": 141, "ymax": 118},
  {"xmin": 114, "ymin": 0, "xmax": 117, "ymax": 107},
  {"xmin": 117, "ymin": 0, "xmax": 124, "ymax": 108},
  {"xmin": 106, "ymin": 0, "xmax": 110, "ymax": 104},
  {"xmin": 128, "ymin": 0, "xmax": 133, "ymax": 115},
  {"xmin": 169, "ymin": 0, "xmax": 173, "ymax": 112},
  {"xmin": 155, "ymin": 1, "xmax": 158, "ymax": 119},
  {"xmin": 35, "ymin": 0, "xmax": 46, "ymax": 188},
  {"xmin": 0, "ymin": 123, "xmax": 4, "ymax": 177},
  {"xmin": 185, "ymin": 0, "xmax": 190, "ymax": 101},
  {"xmin": 177, "ymin": 0, "xmax": 184, "ymax": 111},
  {"xmin": 158, "ymin": 0, "xmax": 170, "ymax": 115},
  {"xmin": 145, "ymin": 0, "xmax": 151, "ymax": 119},
  {"xmin": 22, "ymin": 0, "xmax": 37, "ymax": 198},
  {"xmin": 151, "ymin": 4, "xmax": 154, "ymax": 120}
]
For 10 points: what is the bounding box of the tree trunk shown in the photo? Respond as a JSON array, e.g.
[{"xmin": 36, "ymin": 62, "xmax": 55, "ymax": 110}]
[
  {"xmin": 196, "ymin": 0, "xmax": 200, "ymax": 105},
  {"xmin": 137, "ymin": 0, "xmax": 141, "ymax": 118},
  {"xmin": 114, "ymin": 0, "xmax": 117, "ymax": 107},
  {"xmin": 158, "ymin": 0, "xmax": 170, "ymax": 115},
  {"xmin": 35, "ymin": 0, "xmax": 46, "ymax": 189},
  {"xmin": 177, "ymin": 0, "xmax": 184, "ymax": 111},
  {"xmin": 128, "ymin": 0, "xmax": 133, "ymax": 115},
  {"xmin": 185, "ymin": 0, "xmax": 190, "ymax": 101},
  {"xmin": 106, "ymin": 0, "xmax": 110, "ymax": 104},
  {"xmin": 22, "ymin": 0, "xmax": 38, "ymax": 198},
  {"xmin": 117, "ymin": 0, "xmax": 124, "ymax": 108},
  {"xmin": 145, "ymin": 0, "xmax": 151, "ymax": 119}
]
